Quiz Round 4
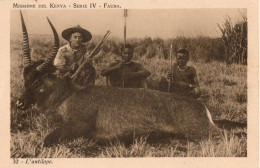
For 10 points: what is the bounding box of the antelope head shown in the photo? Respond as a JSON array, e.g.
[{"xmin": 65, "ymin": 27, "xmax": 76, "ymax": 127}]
[{"xmin": 17, "ymin": 11, "xmax": 59, "ymax": 110}]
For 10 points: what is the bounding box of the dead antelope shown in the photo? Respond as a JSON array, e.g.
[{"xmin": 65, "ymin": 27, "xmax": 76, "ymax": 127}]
[{"xmin": 16, "ymin": 12, "xmax": 222, "ymax": 147}]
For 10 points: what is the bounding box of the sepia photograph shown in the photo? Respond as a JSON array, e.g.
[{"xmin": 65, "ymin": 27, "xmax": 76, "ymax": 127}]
[{"xmin": 9, "ymin": 8, "xmax": 250, "ymax": 158}]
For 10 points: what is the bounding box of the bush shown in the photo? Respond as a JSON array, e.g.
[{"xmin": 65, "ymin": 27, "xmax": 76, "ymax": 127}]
[
  {"xmin": 218, "ymin": 15, "xmax": 247, "ymax": 64},
  {"xmin": 96, "ymin": 36, "xmax": 226, "ymax": 63}
]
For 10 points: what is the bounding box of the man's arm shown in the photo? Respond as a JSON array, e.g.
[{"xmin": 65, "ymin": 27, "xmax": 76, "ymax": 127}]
[
  {"xmin": 121, "ymin": 63, "xmax": 151, "ymax": 81},
  {"xmin": 100, "ymin": 61, "xmax": 121, "ymax": 76},
  {"xmin": 191, "ymin": 67, "xmax": 201, "ymax": 98},
  {"xmin": 53, "ymin": 49, "xmax": 68, "ymax": 73},
  {"xmin": 191, "ymin": 67, "xmax": 200, "ymax": 88},
  {"xmin": 134, "ymin": 63, "xmax": 151, "ymax": 78}
]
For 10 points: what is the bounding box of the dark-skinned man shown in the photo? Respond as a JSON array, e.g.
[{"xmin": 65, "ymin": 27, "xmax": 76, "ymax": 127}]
[
  {"xmin": 101, "ymin": 44, "xmax": 151, "ymax": 88},
  {"xmin": 155, "ymin": 48, "xmax": 201, "ymax": 99}
]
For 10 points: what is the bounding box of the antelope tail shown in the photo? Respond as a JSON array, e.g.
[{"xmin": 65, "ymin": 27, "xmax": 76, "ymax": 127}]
[
  {"xmin": 205, "ymin": 105, "xmax": 247, "ymax": 130},
  {"xmin": 205, "ymin": 105, "xmax": 216, "ymax": 126}
]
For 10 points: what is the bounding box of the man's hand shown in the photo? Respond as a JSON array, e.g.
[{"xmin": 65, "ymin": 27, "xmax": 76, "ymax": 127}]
[
  {"xmin": 71, "ymin": 63, "xmax": 79, "ymax": 72},
  {"xmin": 178, "ymin": 81, "xmax": 193, "ymax": 88},
  {"xmin": 122, "ymin": 72, "xmax": 136, "ymax": 82}
]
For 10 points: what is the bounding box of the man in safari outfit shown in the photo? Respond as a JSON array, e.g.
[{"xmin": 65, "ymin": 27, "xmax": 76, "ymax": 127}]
[{"xmin": 54, "ymin": 25, "xmax": 95, "ymax": 87}]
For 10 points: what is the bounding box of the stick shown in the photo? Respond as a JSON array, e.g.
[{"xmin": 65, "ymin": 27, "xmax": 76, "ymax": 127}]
[
  {"xmin": 168, "ymin": 44, "xmax": 173, "ymax": 93},
  {"xmin": 122, "ymin": 9, "xmax": 128, "ymax": 87},
  {"xmin": 122, "ymin": 68, "xmax": 125, "ymax": 88},
  {"xmin": 124, "ymin": 9, "xmax": 127, "ymax": 48}
]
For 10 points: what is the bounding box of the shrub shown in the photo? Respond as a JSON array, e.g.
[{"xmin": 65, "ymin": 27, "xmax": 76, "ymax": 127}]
[{"xmin": 217, "ymin": 15, "xmax": 247, "ymax": 64}]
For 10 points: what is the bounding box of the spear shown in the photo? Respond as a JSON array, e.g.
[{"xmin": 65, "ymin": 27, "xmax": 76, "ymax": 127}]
[
  {"xmin": 122, "ymin": 9, "xmax": 128, "ymax": 88},
  {"xmin": 124, "ymin": 9, "xmax": 127, "ymax": 48},
  {"xmin": 168, "ymin": 44, "xmax": 173, "ymax": 93}
]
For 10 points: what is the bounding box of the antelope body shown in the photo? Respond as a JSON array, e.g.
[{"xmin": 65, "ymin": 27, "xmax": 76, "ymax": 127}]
[{"xmin": 17, "ymin": 12, "xmax": 221, "ymax": 146}]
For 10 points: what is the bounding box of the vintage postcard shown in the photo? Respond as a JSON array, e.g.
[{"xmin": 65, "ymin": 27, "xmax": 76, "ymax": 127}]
[{"xmin": 0, "ymin": 0, "xmax": 259, "ymax": 167}]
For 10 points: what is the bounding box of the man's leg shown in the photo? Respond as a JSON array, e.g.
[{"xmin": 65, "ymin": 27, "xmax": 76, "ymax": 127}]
[
  {"xmin": 185, "ymin": 87, "xmax": 201, "ymax": 99},
  {"xmin": 106, "ymin": 77, "xmax": 112, "ymax": 87},
  {"xmin": 193, "ymin": 87, "xmax": 201, "ymax": 99},
  {"xmin": 140, "ymin": 78, "xmax": 148, "ymax": 88},
  {"xmin": 81, "ymin": 63, "xmax": 96, "ymax": 87}
]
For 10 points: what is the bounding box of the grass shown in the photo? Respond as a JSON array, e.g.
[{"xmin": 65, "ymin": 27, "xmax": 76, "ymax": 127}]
[
  {"xmin": 11, "ymin": 129, "xmax": 247, "ymax": 157},
  {"xmin": 10, "ymin": 34, "xmax": 247, "ymax": 158}
]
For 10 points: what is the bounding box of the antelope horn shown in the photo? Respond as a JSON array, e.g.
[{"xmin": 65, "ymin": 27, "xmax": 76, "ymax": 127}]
[
  {"xmin": 20, "ymin": 11, "xmax": 31, "ymax": 67},
  {"xmin": 36, "ymin": 17, "xmax": 59, "ymax": 71}
]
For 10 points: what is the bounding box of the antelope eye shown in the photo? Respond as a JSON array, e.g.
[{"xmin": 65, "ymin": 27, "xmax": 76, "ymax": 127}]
[{"xmin": 37, "ymin": 84, "xmax": 47, "ymax": 93}]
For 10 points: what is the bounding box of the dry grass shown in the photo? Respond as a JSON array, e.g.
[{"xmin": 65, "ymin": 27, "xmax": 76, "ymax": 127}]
[
  {"xmin": 218, "ymin": 15, "xmax": 247, "ymax": 64},
  {"xmin": 10, "ymin": 34, "xmax": 247, "ymax": 158}
]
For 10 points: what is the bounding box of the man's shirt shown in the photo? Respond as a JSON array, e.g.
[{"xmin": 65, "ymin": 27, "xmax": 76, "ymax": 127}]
[{"xmin": 54, "ymin": 43, "xmax": 87, "ymax": 74}]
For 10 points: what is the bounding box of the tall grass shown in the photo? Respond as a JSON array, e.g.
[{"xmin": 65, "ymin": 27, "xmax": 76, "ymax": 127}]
[{"xmin": 218, "ymin": 14, "xmax": 247, "ymax": 64}]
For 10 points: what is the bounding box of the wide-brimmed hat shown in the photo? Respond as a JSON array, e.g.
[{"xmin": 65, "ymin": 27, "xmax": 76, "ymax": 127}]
[{"xmin": 62, "ymin": 25, "xmax": 92, "ymax": 43}]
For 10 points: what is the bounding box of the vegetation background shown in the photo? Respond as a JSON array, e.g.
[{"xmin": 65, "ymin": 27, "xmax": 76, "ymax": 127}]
[{"xmin": 10, "ymin": 17, "xmax": 247, "ymax": 157}]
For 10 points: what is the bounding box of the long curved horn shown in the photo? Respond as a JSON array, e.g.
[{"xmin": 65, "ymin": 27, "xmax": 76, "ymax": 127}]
[
  {"xmin": 36, "ymin": 17, "xmax": 59, "ymax": 71},
  {"xmin": 20, "ymin": 11, "xmax": 31, "ymax": 67}
]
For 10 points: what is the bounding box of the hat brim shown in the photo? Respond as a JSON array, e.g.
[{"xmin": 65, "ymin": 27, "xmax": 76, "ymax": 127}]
[{"xmin": 62, "ymin": 27, "xmax": 92, "ymax": 43}]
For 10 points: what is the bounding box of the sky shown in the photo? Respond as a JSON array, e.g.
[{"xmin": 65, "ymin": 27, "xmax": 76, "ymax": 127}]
[{"xmin": 11, "ymin": 9, "xmax": 246, "ymax": 39}]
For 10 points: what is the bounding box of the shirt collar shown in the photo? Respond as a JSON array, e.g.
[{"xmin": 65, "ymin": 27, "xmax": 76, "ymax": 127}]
[{"xmin": 66, "ymin": 43, "xmax": 83, "ymax": 54}]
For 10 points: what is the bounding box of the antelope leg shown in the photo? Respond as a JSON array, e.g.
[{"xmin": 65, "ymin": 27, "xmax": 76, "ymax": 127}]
[{"xmin": 43, "ymin": 122, "xmax": 95, "ymax": 147}]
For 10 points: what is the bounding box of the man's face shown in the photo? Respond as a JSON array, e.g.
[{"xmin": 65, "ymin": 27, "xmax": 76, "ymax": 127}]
[
  {"xmin": 176, "ymin": 53, "xmax": 189, "ymax": 68},
  {"xmin": 122, "ymin": 48, "xmax": 133, "ymax": 63},
  {"xmin": 70, "ymin": 32, "xmax": 83, "ymax": 48}
]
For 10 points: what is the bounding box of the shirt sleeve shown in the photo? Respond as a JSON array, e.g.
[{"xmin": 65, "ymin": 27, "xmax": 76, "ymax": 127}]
[{"xmin": 54, "ymin": 49, "xmax": 67, "ymax": 72}]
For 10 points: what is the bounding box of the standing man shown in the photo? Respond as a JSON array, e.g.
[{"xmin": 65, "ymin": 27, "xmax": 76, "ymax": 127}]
[
  {"xmin": 101, "ymin": 44, "xmax": 151, "ymax": 88},
  {"xmin": 54, "ymin": 25, "xmax": 96, "ymax": 87}
]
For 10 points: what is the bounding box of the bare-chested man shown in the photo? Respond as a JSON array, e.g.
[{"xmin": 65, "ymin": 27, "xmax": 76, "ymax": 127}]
[
  {"xmin": 150, "ymin": 48, "xmax": 201, "ymax": 99},
  {"xmin": 101, "ymin": 44, "xmax": 151, "ymax": 88}
]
